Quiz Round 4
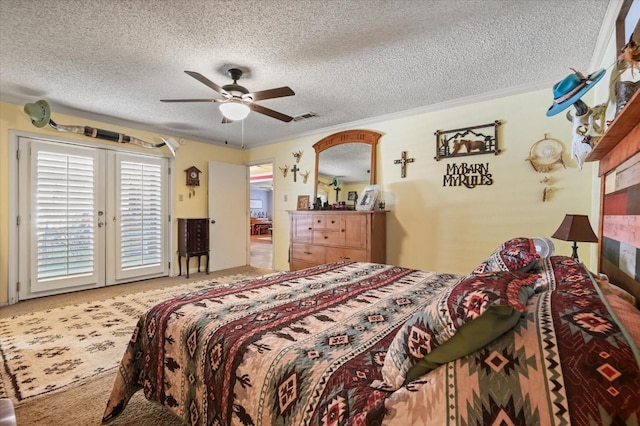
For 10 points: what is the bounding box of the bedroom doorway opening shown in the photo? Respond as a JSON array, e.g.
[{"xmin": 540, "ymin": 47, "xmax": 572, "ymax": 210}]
[{"xmin": 249, "ymin": 162, "xmax": 274, "ymax": 269}]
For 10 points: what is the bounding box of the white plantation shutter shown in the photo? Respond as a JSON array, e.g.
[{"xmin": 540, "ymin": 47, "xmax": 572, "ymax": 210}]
[
  {"xmin": 116, "ymin": 156, "xmax": 165, "ymax": 278},
  {"xmin": 35, "ymin": 150, "xmax": 95, "ymax": 280},
  {"xmin": 18, "ymin": 137, "xmax": 169, "ymax": 300}
]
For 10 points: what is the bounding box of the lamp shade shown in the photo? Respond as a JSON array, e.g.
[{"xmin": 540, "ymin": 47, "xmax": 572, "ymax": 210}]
[
  {"xmin": 551, "ymin": 214, "xmax": 597, "ymax": 262},
  {"xmin": 219, "ymin": 102, "xmax": 250, "ymax": 121},
  {"xmin": 551, "ymin": 214, "xmax": 598, "ymax": 243}
]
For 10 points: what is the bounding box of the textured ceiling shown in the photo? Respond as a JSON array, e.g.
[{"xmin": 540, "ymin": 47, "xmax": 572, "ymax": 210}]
[{"xmin": 0, "ymin": 0, "xmax": 615, "ymax": 150}]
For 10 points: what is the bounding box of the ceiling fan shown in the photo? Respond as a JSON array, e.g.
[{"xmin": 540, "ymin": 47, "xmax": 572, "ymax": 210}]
[{"xmin": 161, "ymin": 68, "xmax": 295, "ymax": 122}]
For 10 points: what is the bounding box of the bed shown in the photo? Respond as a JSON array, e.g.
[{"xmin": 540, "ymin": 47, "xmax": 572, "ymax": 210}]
[{"xmin": 102, "ymin": 235, "xmax": 640, "ymax": 425}]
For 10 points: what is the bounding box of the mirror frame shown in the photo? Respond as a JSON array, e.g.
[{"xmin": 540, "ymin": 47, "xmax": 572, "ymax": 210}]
[{"xmin": 312, "ymin": 129, "xmax": 382, "ymax": 202}]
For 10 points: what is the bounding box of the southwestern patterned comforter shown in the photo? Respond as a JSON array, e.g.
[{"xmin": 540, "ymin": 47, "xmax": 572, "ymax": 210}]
[{"xmin": 103, "ymin": 257, "xmax": 640, "ymax": 425}]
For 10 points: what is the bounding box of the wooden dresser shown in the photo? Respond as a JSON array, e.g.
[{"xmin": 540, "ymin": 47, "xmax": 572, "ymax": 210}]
[
  {"xmin": 288, "ymin": 210, "xmax": 386, "ymax": 271},
  {"xmin": 177, "ymin": 218, "xmax": 210, "ymax": 278}
]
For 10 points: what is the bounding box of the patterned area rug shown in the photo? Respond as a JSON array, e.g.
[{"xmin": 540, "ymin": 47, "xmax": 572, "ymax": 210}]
[{"xmin": 0, "ymin": 272, "xmax": 267, "ymax": 403}]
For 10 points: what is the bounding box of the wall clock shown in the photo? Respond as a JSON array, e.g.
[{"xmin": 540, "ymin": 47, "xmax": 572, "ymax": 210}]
[{"xmin": 185, "ymin": 166, "xmax": 202, "ymax": 187}]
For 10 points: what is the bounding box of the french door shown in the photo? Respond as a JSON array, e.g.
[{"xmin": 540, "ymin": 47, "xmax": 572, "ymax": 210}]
[{"xmin": 17, "ymin": 137, "xmax": 169, "ymax": 300}]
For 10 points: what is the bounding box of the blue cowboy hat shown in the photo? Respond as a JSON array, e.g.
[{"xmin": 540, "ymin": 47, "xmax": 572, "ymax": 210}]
[{"xmin": 546, "ymin": 69, "xmax": 606, "ymax": 116}]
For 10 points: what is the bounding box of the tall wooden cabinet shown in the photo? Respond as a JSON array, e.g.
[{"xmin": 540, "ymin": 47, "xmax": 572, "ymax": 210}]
[
  {"xmin": 288, "ymin": 210, "xmax": 386, "ymax": 271},
  {"xmin": 177, "ymin": 218, "xmax": 210, "ymax": 278}
]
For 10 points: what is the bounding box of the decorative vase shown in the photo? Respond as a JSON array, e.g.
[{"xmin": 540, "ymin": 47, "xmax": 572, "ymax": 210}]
[{"xmin": 615, "ymin": 80, "xmax": 640, "ymax": 116}]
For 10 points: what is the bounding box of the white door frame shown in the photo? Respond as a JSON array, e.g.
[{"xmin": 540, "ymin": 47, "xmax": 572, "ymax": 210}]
[
  {"xmin": 7, "ymin": 130, "xmax": 176, "ymax": 305},
  {"xmin": 247, "ymin": 159, "xmax": 275, "ymax": 270}
]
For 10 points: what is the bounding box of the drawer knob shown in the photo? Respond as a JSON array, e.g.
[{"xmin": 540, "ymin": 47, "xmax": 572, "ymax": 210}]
[
  {"xmin": 340, "ymin": 256, "xmax": 350, "ymax": 260},
  {"xmin": 304, "ymin": 251, "xmax": 312, "ymax": 255},
  {"xmin": 308, "ymin": 227, "xmax": 312, "ymax": 230},
  {"xmin": 324, "ymin": 236, "xmax": 328, "ymax": 239}
]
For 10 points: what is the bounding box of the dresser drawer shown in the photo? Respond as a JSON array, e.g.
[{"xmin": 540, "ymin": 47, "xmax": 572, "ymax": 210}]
[
  {"xmin": 291, "ymin": 243, "xmax": 326, "ymax": 264},
  {"xmin": 323, "ymin": 215, "xmax": 341, "ymax": 231},
  {"xmin": 313, "ymin": 230, "xmax": 342, "ymax": 246},
  {"xmin": 310, "ymin": 214, "xmax": 340, "ymax": 230},
  {"xmin": 311, "ymin": 214, "xmax": 327, "ymax": 229},
  {"xmin": 326, "ymin": 248, "xmax": 368, "ymax": 263},
  {"xmin": 290, "ymin": 259, "xmax": 319, "ymax": 271}
]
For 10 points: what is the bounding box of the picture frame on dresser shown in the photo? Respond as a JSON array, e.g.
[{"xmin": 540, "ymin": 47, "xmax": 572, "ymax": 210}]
[
  {"xmin": 356, "ymin": 185, "xmax": 379, "ymax": 211},
  {"xmin": 297, "ymin": 195, "xmax": 310, "ymax": 210}
]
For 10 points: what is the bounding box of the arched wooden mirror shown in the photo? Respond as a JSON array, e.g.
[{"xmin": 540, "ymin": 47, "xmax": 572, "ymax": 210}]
[{"xmin": 313, "ymin": 130, "xmax": 381, "ymax": 207}]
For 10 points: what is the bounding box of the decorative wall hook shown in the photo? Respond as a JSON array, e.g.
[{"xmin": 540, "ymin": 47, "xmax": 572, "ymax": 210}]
[
  {"xmin": 293, "ymin": 150, "xmax": 303, "ymax": 163},
  {"xmin": 279, "ymin": 164, "xmax": 289, "ymax": 178},
  {"xmin": 301, "ymin": 170, "xmax": 310, "ymax": 184}
]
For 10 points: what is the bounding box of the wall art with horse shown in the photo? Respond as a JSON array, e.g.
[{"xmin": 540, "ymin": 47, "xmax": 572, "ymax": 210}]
[{"xmin": 435, "ymin": 120, "xmax": 501, "ymax": 161}]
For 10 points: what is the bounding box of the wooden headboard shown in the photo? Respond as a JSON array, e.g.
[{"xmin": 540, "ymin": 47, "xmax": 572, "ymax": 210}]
[{"xmin": 586, "ymin": 90, "xmax": 640, "ymax": 304}]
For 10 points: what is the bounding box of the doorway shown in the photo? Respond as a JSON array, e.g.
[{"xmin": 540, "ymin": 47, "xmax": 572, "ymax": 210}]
[{"xmin": 249, "ymin": 163, "xmax": 274, "ymax": 269}]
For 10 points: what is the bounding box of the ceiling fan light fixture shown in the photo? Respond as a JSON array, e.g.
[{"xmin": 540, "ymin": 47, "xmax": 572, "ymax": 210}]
[{"xmin": 220, "ymin": 102, "xmax": 250, "ymax": 121}]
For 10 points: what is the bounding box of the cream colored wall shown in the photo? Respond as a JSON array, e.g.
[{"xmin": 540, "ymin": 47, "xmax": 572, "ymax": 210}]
[
  {"xmin": 377, "ymin": 89, "xmax": 595, "ymax": 274},
  {"xmin": 245, "ymin": 88, "xmax": 598, "ymax": 275},
  {"xmin": 172, "ymin": 140, "xmax": 243, "ymax": 218},
  {"xmin": 0, "ymin": 101, "xmax": 242, "ymax": 304},
  {"xmin": 1, "ymin": 86, "xmax": 599, "ymax": 303}
]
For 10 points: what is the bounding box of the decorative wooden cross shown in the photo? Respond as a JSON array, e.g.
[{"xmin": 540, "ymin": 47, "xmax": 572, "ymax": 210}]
[
  {"xmin": 291, "ymin": 164, "xmax": 299, "ymax": 182},
  {"xmin": 394, "ymin": 151, "xmax": 415, "ymax": 178},
  {"xmin": 334, "ymin": 186, "xmax": 341, "ymax": 203}
]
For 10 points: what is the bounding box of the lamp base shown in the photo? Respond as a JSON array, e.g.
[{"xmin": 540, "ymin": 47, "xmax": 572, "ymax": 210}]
[{"xmin": 571, "ymin": 241, "xmax": 580, "ymax": 262}]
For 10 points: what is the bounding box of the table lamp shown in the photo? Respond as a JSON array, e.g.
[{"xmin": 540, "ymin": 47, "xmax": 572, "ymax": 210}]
[{"xmin": 551, "ymin": 214, "xmax": 598, "ymax": 262}]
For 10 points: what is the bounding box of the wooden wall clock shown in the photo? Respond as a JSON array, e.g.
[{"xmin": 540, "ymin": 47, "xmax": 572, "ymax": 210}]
[{"xmin": 185, "ymin": 166, "xmax": 202, "ymax": 187}]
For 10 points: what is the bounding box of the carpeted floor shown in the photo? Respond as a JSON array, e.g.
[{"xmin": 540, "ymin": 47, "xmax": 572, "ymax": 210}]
[
  {"xmin": 0, "ymin": 266, "xmax": 273, "ymax": 425},
  {"xmin": 15, "ymin": 372, "xmax": 184, "ymax": 426}
]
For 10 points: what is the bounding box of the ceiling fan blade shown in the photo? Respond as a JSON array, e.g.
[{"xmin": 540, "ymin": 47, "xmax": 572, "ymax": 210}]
[
  {"xmin": 184, "ymin": 71, "xmax": 230, "ymax": 98},
  {"xmin": 249, "ymin": 86, "xmax": 295, "ymax": 102},
  {"xmin": 160, "ymin": 98, "xmax": 221, "ymax": 103},
  {"xmin": 248, "ymin": 103, "xmax": 294, "ymax": 122}
]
